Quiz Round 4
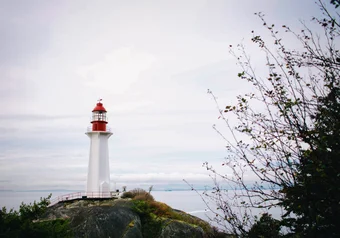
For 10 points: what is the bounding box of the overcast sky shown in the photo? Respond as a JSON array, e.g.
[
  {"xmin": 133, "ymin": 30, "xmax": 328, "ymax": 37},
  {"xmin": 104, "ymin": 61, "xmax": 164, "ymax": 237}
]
[{"xmin": 0, "ymin": 0, "xmax": 324, "ymax": 192}]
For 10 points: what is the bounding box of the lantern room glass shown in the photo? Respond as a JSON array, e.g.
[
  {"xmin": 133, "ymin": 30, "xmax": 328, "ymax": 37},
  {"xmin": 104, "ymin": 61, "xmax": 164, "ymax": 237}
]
[{"xmin": 92, "ymin": 111, "xmax": 107, "ymax": 122}]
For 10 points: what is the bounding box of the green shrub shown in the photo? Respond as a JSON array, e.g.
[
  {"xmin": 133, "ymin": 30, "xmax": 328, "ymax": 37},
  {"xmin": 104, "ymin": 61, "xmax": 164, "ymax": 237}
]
[
  {"xmin": 131, "ymin": 200, "xmax": 163, "ymax": 237},
  {"xmin": 247, "ymin": 213, "xmax": 281, "ymax": 238},
  {"xmin": 0, "ymin": 194, "xmax": 72, "ymax": 238}
]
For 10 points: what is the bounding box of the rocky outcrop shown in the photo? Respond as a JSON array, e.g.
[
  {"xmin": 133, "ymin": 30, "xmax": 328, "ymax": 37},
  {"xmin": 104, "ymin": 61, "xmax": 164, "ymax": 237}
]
[
  {"xmin": 41, "ymin": 198, "xmax": 211, "ymax": 238},
  {"xmin": 159, "ymin": 220, "xmax": 204, "ymax": 238}
]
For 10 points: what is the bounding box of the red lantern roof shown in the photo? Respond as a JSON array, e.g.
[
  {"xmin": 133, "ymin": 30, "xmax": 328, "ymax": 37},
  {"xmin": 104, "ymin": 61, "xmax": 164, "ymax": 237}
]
[{"xmin": 92, "ymin": 102, "xmax": 107, "ymax": 112}]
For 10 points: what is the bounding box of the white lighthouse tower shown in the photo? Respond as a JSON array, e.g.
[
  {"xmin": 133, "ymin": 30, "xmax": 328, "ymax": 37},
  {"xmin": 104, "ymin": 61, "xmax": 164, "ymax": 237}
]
[{"xmin": 86, "ymin": 100, "xmax": 112, "ymax": 198}]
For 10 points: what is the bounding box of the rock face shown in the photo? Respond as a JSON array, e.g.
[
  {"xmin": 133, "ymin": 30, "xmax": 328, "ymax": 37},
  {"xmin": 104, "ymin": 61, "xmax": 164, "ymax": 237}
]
[
  {"xmin": 158, "ymin": 220, "xmax": 204, "ymax": 238},
  {"xmin": 41, "ymin": 199, "xmax": 209, "ymax": 238}
]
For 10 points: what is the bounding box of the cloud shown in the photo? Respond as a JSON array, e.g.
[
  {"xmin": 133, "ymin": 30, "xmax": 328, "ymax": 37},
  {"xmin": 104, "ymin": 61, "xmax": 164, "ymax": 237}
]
[
  {"xmin": 0, "ymin": 0, "xmax": 323, "ymax": 194},
  {"xmin": 77, "ymin": 47, "xmax": 156, "ymax": 94}
]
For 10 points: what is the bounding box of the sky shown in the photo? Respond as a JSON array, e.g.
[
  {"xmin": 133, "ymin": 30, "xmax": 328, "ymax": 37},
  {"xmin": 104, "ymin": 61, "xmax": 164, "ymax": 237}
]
[{"xmin": 0, "ymin": 0, "xmax": 325, "ymax": 192}]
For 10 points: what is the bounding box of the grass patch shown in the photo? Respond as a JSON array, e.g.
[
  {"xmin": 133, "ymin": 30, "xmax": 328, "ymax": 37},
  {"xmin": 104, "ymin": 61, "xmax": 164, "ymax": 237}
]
[
  {"xmin": 131, "ymin": 200, "xmax": 163, "ymax": 237},
  {"xmin": 131, "ymin": 199, "xmax": 213, "ymax": 237}
]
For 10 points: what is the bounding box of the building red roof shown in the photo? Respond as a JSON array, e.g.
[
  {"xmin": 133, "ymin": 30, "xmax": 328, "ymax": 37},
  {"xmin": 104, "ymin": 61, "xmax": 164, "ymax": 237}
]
[{"xmin": 92, "ymin": 102, "xmax": 107, "ymax": 112}]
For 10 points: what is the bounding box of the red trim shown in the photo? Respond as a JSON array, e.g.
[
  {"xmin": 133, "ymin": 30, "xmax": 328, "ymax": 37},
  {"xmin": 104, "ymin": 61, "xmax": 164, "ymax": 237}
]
[{"xmin": 92, "ymin": 122, "xmax": 107, "ymax": 131}]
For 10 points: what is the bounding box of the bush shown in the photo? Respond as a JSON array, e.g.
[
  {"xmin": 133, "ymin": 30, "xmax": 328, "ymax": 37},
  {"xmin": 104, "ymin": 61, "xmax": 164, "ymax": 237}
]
[
  {"xmin": 121, "ymin": 191, "xmax": 133, "ymax": 199},
  {"xmin": 134, "ymin": 193, "xmax": 155, "ymax": 202},
  {"xmin": 0, "ymin": 194, "xmax": 72, "ymax": 237},
  {"xmin": 247, "ymin": 213, "xmax": 281, "ymax": 238},
  {"xmin": 122, "ymin": 188, "xmax": 155, "ymax": 202},
  {"xmin": 131, "ymin": 200, "xmax": 163, "ymax": 237}
]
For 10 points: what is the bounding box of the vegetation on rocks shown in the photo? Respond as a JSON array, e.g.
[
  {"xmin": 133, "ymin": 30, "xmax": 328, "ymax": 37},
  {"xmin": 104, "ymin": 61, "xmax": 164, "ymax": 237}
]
[
  {"xmin": 1, "ymin": 190, "xmax": 229, "ymax": 238},
  {"xmin": 132, "ymin": 199, "xmax": 211, "ymax": 237},
  {"xmin": 121, "ymin": 188, "xmax": 155, "ymax": 202},
  {"xmin": 124, "ymin": 188, "xmax": 223, "ymax": 237},
  {"xmin": 0, "ymin": 194, "xmax": 72, "ymax": 238}
]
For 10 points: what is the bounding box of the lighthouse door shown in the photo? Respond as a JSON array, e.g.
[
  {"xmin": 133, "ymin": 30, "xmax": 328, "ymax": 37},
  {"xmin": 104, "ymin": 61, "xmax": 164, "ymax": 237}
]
[{"xmin": 100, "ymin": 181, "xmax": 110, "ymax": 198}]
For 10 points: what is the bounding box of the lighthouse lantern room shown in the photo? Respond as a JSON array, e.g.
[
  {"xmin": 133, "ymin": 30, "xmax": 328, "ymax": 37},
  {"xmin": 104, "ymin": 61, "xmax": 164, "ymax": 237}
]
[{"xmin": 86, "ymin": 100, "xmax": 112, "ymax": 198}]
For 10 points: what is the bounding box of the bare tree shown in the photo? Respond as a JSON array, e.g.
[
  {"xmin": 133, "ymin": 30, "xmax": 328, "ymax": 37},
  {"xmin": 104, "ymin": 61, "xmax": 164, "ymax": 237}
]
[{"xmin": 193, "ymin": 1, "xmax": 340, "ymax": 237}]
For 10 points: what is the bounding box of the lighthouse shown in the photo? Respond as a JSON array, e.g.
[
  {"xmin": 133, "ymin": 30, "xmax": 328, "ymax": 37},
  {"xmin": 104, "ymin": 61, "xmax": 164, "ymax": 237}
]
[{"xmin": 86, "ymin": 100, "xmax": 112, "ymax": 198}]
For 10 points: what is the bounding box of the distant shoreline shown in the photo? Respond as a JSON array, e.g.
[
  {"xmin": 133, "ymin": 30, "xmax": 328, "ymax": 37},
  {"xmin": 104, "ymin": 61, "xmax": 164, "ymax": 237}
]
[{"xmin": 0, "ymin": 189, "xmax": 206, "ymax": 193}]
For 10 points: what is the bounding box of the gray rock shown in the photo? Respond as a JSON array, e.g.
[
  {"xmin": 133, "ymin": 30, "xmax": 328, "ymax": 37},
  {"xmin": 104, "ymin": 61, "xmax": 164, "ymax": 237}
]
[
  {"xmin": 159, "ymin": 220, "xmax": 205, "ymax": 238},
  {"xmin": 43, "ymin": 199, "xmax": 142, "ymax": 238},
  {"xmin": 42, "ymin": 198, "xmax": 214, "ymax": 238}
]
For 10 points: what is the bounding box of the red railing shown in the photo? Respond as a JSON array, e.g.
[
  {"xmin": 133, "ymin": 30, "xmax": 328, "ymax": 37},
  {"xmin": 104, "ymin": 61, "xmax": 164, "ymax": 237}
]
[{"xmin": 49, "ymin": 191, "xmax": 114, "ymax": 207}]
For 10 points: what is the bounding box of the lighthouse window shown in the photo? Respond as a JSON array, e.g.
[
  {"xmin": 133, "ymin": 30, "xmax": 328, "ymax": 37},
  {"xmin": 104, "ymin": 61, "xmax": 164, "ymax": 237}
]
[
  {"xmin": 92, "ymin": 112, "xmax": 106, "ymax": 121},
  {"xmin": 92, "ymin": 113, "xmax": 97, "ymax": 121}
]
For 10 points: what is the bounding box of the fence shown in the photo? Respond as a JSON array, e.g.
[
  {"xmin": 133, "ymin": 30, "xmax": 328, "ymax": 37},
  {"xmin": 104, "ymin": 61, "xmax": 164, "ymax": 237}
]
[{"xmin": 49, "ymin": 191, "xmax": 115, "ymax": 207}]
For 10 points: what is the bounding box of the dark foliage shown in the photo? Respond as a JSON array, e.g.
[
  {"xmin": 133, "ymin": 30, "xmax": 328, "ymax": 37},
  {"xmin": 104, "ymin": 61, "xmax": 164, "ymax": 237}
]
[
  {"xmin": 247, "ymin": 213, "xmax": 281, "ymax": 238},
  {"xmin": 0, "ymin": 194, "xmax": 71, "ymax": 238}
]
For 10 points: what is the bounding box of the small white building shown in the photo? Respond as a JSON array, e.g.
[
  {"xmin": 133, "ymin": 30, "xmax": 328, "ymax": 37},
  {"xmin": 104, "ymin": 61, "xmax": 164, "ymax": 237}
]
[{"xmin": 86, "ymin": 100, "xmax": 112, "ymax": 198}]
